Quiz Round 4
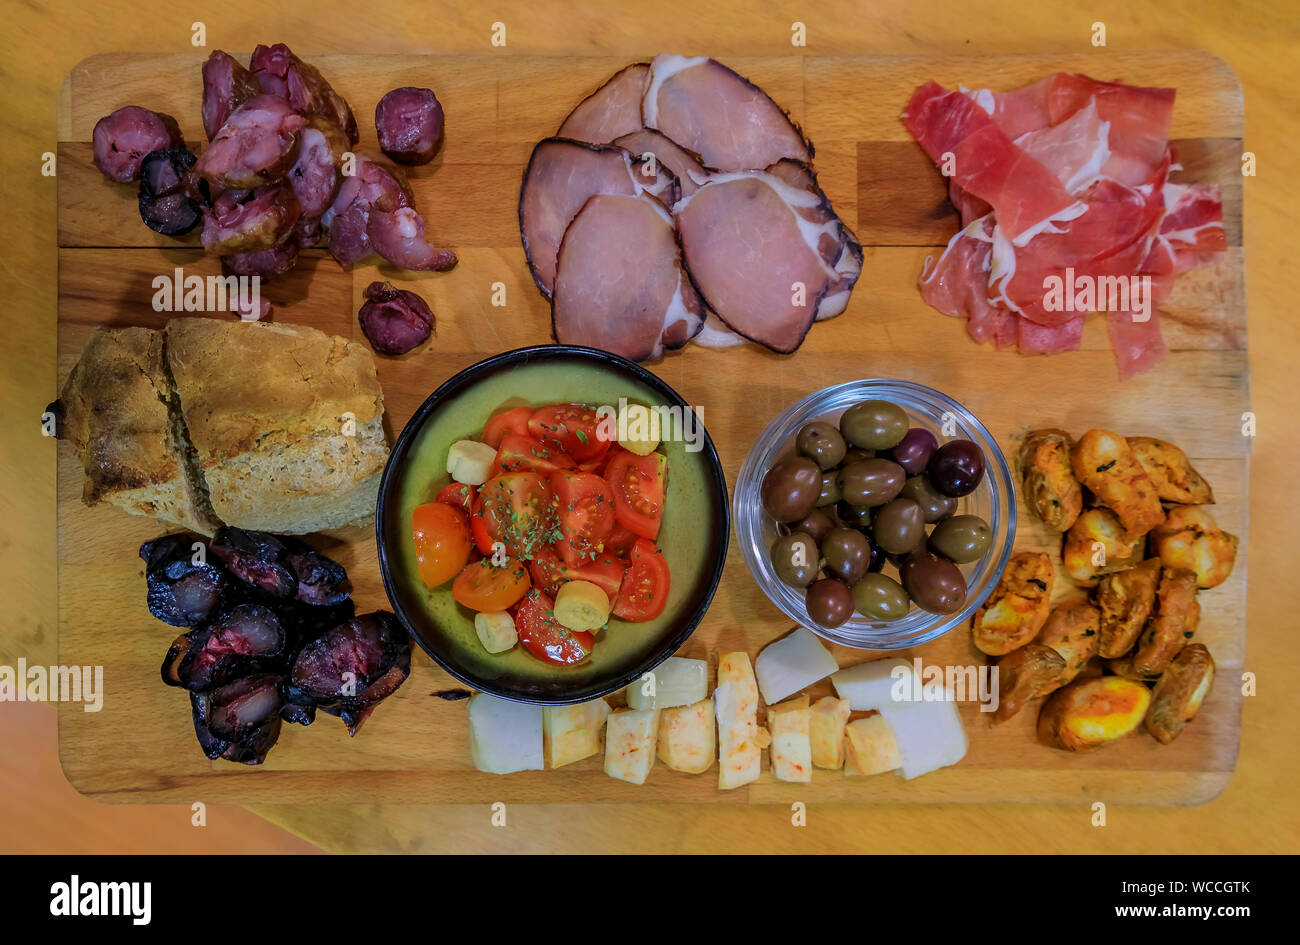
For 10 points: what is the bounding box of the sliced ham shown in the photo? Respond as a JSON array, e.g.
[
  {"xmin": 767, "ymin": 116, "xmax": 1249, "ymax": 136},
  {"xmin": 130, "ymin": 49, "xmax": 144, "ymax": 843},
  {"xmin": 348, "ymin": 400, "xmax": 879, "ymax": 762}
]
[
  {"xmin": 613, "ymin": 129, "xmax": 708, "ymax": 200},
  {"xmin": 92, "ymin": 106, "xmax": 184, "ymax": 183},
  {"xmin": 557, "ymin": 63, "xmax": 649, "ymax": 144},
  {"xmin": 552, "ymin": 193, "xmax": 704, "ymax": 361},
  {"xmin": 643, "ymin": 55, "xmax": 811, "ymax": 172},
  {"xmin": 195, "ymin": 94, "xmax": 307, "ymax": 190},
  {"xmin": 201, "ymin": 50, "xmax": 262, "ymax": 141}
]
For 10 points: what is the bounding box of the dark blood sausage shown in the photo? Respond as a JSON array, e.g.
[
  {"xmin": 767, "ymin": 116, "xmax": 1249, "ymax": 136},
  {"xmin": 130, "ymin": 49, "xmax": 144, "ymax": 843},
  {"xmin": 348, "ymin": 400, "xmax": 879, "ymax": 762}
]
[
  {"xmin": 140, "ymin": 534, "xmax": 226, "ymax": 627},
  {"xmin": 200, "ymin": 180, "xmax": 301, "ymax": 255},
  {"xmin": 222, "ymin": 236, "xmax": 300, "ymax": 282},
  {"xmin": 194, "ymin": 94, "xmax": 306, "ymax": 190},
  {"xmin": 375, "ymin": 86, "xmax": 445, "ymax": 165},
  {"xmin": 250, "ymin": 43, "xmax": 359, "ymax": 145},
  {"xmin": 138, "ymin": 148, "xmax": 204, "ymax": 236},
  {"xmin": 287, "ymin": 117, "xmax": 349, "ymax": 219},
  {"xmin": 161, "ymin": 603, "xmax": 286, "ymax": 692},
  {"xmin": 210, "ymin": 526, "xmax": 297, "ymax": 598},
  {"xmin": 92, "ymin": 105, "xmax": 184, "ymax": 183},
  {"xmin": 281, "ymin": 536, "xmax": 351, "ymax": 606},
  {"xmin": 201, "ymin": 50, "xmax": 262, "ymax": 141},
  {"xmin": 320, "ymin": 155, "xmax": 411, "ymax": 267},
  {"xmin": 289, "ymin": 612, "xmax": 411, "ymax": 735},
  {"xmin": 357, "ymin": 281, "xmax": 435, "ymax": 355},
  {"xmin": 202, "ymin": 674, "xmax": 284, "ymax": 763}
]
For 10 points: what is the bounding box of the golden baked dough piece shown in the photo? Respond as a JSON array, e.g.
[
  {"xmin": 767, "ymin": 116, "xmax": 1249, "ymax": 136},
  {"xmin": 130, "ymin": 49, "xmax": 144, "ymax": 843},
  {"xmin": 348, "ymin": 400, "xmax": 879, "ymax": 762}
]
[
  {"xmin": 993, "ymin": 644, "xmax": 1066, "ymax": 723},
  {"xmin": 1070, "ymin": 429, "xmax": 1165, "ymax": 539},
  {"xmin": 1095, "ymin": 558, "xmax": 1162, "ymax": 658},
  {"xmin": 1128, "ymin": 437, "xmax": 1214, "ymax": 505},
  {"xmin": 1037, "ymin": 676, "xmax": 1151, "ymax": 752},
  {"xmin": 971, "ymin": 551, "xmax": 1054, "ymax": 656},
  {"xmin": 1033, "ymin": 599, "xmax": 1101, "ymax": 695},
  {"xmin": 1018, "ymin": 429, "xmax": 1083, "ymax": 531},
  {"xmin": 1145, "ymin": 644, "xmax": 1216, "ymax": 744},
  {"xmin": 1131, "ymin": 567, "xmax": 1200, "ymax": 676},
  {"xmin": 1062, "ymin": 508, "xmax": 1143, "ymax": 586},
  {"xmin": 1149, "ymin": 506, "xmax": 1238, "ymax": 589}
]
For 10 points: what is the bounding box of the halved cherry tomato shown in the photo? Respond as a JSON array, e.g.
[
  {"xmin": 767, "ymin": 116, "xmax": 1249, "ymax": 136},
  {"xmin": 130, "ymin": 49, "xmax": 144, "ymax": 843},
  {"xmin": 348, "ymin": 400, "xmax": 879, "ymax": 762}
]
[
  {"xmin": 434, "ymin": 481, "xmax": 475, "ymax": 513},
  {"xmin": 612, "ymin": 538, "xmax": 670, "ymax": 622},
  {"xmin": 482, "ymin": 406, "xmax": 534, "ymax": 449},
  {"xmin": 513, "ymin": 589, "xmax": 594, "ymax": 665},
  {"xmin": 603, "ymin": 525, "xmax": 639, "ymax": 557},
  {"xmin": 604, "ymin": 449, "xmax": 667, "ymax": 540},
  {"xmin": 479, "ymin": 472, "xmax": 557, "ymax": 560},
  {"xmin": 528, "ymin": 547, "xmax": 627, "ymax": 603},
  {"xmin": 493, "ymin": 434, "xmax": 577, "ymax": 477},
  {"xmin": 411, "ymin": 502, "xmax": 472, "ymax": 588},
  {"xmin": 550, "ymin": 470, "xmax": 615, "ymax": 567},
  {"xmin": 528, "ymin": 404, "xmax": 613, "ymax": 464},
  {"xmin": 452, "ymin": 559, "xmax": 531, "ymax": 612},
  {"xmin": 467, "ymin": 493, "xmax": 495, "ymax": 556}
]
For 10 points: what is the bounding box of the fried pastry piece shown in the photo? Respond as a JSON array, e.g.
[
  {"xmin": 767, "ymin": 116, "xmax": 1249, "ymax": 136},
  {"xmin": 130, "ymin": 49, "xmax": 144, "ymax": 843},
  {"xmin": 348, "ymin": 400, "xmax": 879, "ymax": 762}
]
[
  {"xmin": 1149, "ymin": 506, "xmax": 1238, "ymax": 589},
  {"xmin": 1070, "ymin": 429, "xmax": 1165, "ymax": 539},
  {"xmin": 1062, "ymin": 508, "xmax": 1144, "ymax": 586},
  {"xmin": 993, "ymin": 644, "xmax": 1066, "ymax": 722},
  {"xmin": 1037, "ymin": 676, "xmax": 1151, "ymax": 752},
  {"xmin": 1128, "ymin": 437, "xmax": 1214, "ymax": 505},
  {"xmin": 1145, "ymin": 644, "xmax": 1216, "ymax": 744},
  {"xmin": 1018, "ymin": 429, "xmax": 1083, "ymax": 531},
  {"xmin": 1131, "ymin": 567, "xmax": 1200, "ymax": 676},
  {"xmin": 971, "ymin": 551, "xmax": 1054, "ymax": 656},
  {"xmin": 1095, "ymin": 558, "xmax": 1162, "ymax": 658},
  {"xmin": 1034, "ymin": 599, "xmax": 1101, "ymax": 695}
]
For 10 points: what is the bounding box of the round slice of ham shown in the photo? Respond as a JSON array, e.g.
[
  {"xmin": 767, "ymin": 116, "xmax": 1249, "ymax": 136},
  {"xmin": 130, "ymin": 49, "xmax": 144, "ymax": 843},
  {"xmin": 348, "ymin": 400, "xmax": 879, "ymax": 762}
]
[
  {"xmin": 552, "ymin": 193, "xmax": 703, "ymax": 362},
  {"xmin": 675, "ymin": 171, "xmax": 841, "ymax": 354},
  {"xmin": 201, "ymin": 50, "xmax": 263, "ymax": 141},
  {"xmin": 642, "ymin": 55, "xmax": 811, "ymax": 173},
  {"xmin": 557, "ymin": 63, "xmax": 650, "ymax": 144},
  {"xmin": 195, "ymin": 94, "xmax": 307, "ymax": 190},
  {"xmin": 613, "ymin": 128, "xmax": 707, "ymax": 204},
  {"xmin": 92, "ymin": 105, "xmax": 184, "ymax": 183},
  {"xmin": 519, "ymin": 138, "xmax": 645, "ymax": 297}
]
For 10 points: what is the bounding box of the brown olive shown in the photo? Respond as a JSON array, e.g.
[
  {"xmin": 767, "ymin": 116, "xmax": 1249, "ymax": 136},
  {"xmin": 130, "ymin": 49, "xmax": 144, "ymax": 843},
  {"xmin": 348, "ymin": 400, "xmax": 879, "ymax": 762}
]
[
  {"xmin": 806, "ymin": 578, "xmax": 854, "ymax": 628},
  {"xmin": 762, "ymin": 457, "xmax": 822, "ymax": 522},
  {"xmin": 900, "ymin": 551, "xmax": 968, "ymax": 615},
  {"xmin": 816, "ymin": 470, "xmax": 842, "ymax": 507},
  {"xmin": 852, "ymin": 573, "xmax": 911, "ymax": 621},
  {"xmin": 796, "ymin": 421, "xmax": 847, "ymax": 470},
  {"xmin": 899, "ymin": 474, "xmax": 958, "ymax": 523},
  {"xmin": 871, "ymin": 498, "xmax": 926, "ymax": 555},
  {"xmin": 792, "ymin": 508, "xmax": 835, "ymax": 544},
  {"xmin": 836, "ymin": 500, "xmax": 872, "ymax": 530},
  {"xmin": 840, "ymin": 400, "xmax": 909, "ymax": 451},
  {"xmin": 839, "ymin": 458, "xmax": 905, "ymax": 508},
  {"xmin": 843, "ymin": 447, "xmax": 876, "ymax": 465},
  {"xmin": 771, "ymin": 532, "xmax": 819, "ymax": 588},
  {"xmin": 929, "ymin": 514, "xmax": 992, "ymax": 563},
  {"xmin": 822, "ymin": 527, "xmax": 871, "ymax": 584}
]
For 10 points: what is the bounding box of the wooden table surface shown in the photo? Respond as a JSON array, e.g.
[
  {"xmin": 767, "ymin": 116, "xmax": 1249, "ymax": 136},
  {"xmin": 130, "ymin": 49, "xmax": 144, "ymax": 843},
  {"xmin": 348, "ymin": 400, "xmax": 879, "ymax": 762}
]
[{"xmin": 3, "ymin": 0, "xmax": 1298, "ymax": 853}]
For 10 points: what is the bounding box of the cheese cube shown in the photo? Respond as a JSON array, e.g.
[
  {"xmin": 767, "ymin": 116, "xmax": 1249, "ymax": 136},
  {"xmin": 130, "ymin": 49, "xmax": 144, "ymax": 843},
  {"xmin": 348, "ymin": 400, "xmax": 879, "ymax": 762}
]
[
  {"xmin": 844, "ymin": 714, "xmax": 902, "ymax": 776},
  {"xmin": 766, "ymin": 695, "xmax": 812, "ymax": 783},
  {"xmin": 715, "ymin": 651, "xmax": 769, "ymax": 790},
  {"xmin": 543, "ymin": 698, "xmax": 611, "ymax": 768},
  {"xmin": 604, "ymin": 708, "xmax": 660, "ymax": 784},
  {"xmin": 657, "ymin": 697, "xmax": 715, "ymax": 774},
  {"xmin": 627, "ymin": 657, "xmax": 708, "ymax": 710},
  {"xmin": 468, "ymin": 693, "xmax": 543, "ymax": 775},
  {"xmin": 810, "ymin": 696, "xmax": 851, "ymax": 770}
]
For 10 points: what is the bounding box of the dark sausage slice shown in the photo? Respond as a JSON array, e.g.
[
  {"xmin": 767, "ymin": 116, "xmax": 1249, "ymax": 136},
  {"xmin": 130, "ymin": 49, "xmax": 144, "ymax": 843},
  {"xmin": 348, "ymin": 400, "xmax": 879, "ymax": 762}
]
[
  {"xmin": 201, "ymin": 50, "xmax": 262, "ymax": 141},
  {"xmin": 375, "ymin": 87, "xmax": 445, "ymax": 165},
  {"xmin": 357, "ymin": 281, "xmax": 434, "ymax": 355},
  {"xmin": 195, "ymin": 94, "xmax": 306, "ymax": 190},
  {"xmin": 92, "ymin": 105, "xmax": 184, "ymax": 183},
  {"xmin": 138, "ymin": 148, "xmax": 204, "ymax": 236}
]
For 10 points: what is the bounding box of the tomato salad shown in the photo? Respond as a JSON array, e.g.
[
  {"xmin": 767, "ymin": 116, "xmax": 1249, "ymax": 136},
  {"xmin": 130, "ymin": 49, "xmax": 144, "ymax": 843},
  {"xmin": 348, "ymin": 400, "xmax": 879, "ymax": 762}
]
[{"xmin": 411, "ymin": 402, "xmax": 671, "ymax": 665}]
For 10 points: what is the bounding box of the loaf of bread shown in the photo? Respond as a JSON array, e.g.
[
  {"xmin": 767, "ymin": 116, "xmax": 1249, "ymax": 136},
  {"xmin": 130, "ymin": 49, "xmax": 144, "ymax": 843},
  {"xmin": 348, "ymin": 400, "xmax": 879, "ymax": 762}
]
[{"xmin": 56, "ymin": 317, "xmax": 390, "ymax": 535}]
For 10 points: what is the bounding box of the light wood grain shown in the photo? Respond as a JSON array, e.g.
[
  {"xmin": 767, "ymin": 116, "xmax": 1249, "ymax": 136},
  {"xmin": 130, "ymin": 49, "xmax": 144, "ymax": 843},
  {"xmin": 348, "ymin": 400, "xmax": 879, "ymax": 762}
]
[{"xmin": 54, "ymin": 48, "xmax": 1248, "ymax": 808}]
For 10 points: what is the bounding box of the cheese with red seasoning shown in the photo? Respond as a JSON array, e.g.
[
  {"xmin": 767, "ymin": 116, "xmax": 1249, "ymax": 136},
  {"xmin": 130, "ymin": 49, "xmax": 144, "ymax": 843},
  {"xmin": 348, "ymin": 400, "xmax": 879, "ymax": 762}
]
[{"xmin": 766, "ymin": 694, "xmax": 812, "ymax": 783}]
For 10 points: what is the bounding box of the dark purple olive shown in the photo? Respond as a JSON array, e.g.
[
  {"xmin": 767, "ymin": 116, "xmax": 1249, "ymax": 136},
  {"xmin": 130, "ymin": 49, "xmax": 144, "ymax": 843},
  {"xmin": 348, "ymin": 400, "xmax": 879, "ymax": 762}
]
[
  {"xmin": 836, "ymin": 500, "xmax": 872, "ymax": 530},
  {"xmin": 890, "ymin": 428, "xmax": 939, "ymax": 475},
  {"xmin": 867, "ymin": 538, "xmax": 887, "ymax": 573},
  {"xmin": 806, "ymin": 578, "xmax": 854, "ymax": 628},
  {"xmin": 900, "ymin": 551, "xmax": 968, "ymax": 614},
  {"xmin": 927, "ymin": 439, "xmax": 986, "ymax": 497},
  {"xmin": 762, "ymin": 457, "xmax": 822, "ymax": 522},
  {"xmin": 792, "ymin": 508, "xmax": 835, "ymax": 544}
]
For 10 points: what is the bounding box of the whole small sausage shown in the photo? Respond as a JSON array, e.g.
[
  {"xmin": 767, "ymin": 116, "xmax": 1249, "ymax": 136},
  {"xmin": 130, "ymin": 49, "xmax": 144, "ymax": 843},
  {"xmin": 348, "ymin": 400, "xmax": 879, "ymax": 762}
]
[
  {"xmin": 357, "ymin": 281, "xmax": 434, "ymax": 355},
  {"xmin": 92, "ymin": 105, "xmax": 184, "ymax": 183},
  {"xmin": 375, "ymin": 87, "xmax": 445, "ymax": 165}
]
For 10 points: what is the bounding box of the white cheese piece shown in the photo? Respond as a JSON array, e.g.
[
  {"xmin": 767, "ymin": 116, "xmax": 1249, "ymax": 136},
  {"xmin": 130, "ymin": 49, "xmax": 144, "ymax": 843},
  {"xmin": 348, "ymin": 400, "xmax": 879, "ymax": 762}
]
[
  {"xmin": 830, "ymin": 658, "xmax": 916, "ymax": 711},
  {"xmin": 715, "ymin": 651, "xmax": 769, "ymax": 790},
  {"xmin": 604, "ymin": 708, "xmax": 661, "ymax": 784},
  {"xmin": 657, "ymin": 697, "xmax": 715, "ymax": 774},
  {"xmin": 543, "ymin": 698, "xmax": 611, "ymax": 768},
  {"xmin": 626, "ymin": 656, "xmax": 708, "ymax": 710},
  {"xmin": 468, "ymin": 693, "xmax": 543, "ymax": 775},
  {"xmin": 755, "ymin": 626, "xmax": 839, "ymax": 704},
  {"xmin": 766, "ymin": 695, "xmax": 813, "ymax": 783},
  {"xmin": 843, "ymin": 715, "xmax": 902, "ymax": 776}
]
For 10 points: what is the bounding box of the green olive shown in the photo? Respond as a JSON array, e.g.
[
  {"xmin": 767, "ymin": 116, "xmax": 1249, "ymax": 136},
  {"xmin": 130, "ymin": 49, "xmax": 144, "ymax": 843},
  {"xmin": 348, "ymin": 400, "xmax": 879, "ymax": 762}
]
[
  {"xmin": 899, "ymin": 474, "xmax": 958, "ymax": 523},
  {"xmin": 771, "ymin": 532, "xmax": 819, "ymax": 587},
  {"xmin": 796, "ymin": 421, "xmax": 847, "ymax": 470},
  {"xmin": 871, "ymin": 498, "xmax": 926, "ymax": 555},
  {"xmin": 816, "ymin": 470, "xmax": 842, "ymax": 507},
  {"xmin": 839, "ymin": 458, "xmax": 905, "ymax": 507},
  {"xmin": 839, "ymin": 400, "xmax": 909, "ymax": 451},
  {"xmin": 929, "ymin": 514, "xmax": 992, "ymax": 563},
  {"xmin": 852, "ymin": 573, "xmax": 911, "ymax": 622}
]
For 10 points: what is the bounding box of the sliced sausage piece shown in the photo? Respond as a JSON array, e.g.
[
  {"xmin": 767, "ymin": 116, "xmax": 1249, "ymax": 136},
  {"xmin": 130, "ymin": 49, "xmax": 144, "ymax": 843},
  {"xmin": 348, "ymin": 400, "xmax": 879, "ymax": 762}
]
[
  {"xmin": 674, "ymin": 171, "xmax": 839, "ymax": 353},
  {"xmin": 92, "ymin": 105, "xmax": 184, "ymax": 183},
  {"xmin": 138, "ymin": 149, "xmax": 204, "ymax": 236},
  {"xmin": 642, "ymin": 55, "xmax": 811, "ymax": 172},
  {"xmin": 358, "ymin": 281, "xmax": 435, "ymax": 355},
  {"xmin": 222, "ymin": 236, "xmax": 300, "ymax": 281},
  {"xmin": 557, "ymin": 63, "xmax": 649, "ymax": 143},
  {"xmin": 201, "ymin": 181, "xmax": 301, "ymax": 255},
  {"xmin": 375, "ymin": 87, "xmax": 445, "ymax": 164},
  {"xmin": 367, "ymin": 207, "xmax": 458, "ymax": 271},
  {"xmin": 249, "ymin": 43, "xmax": 359, "ymax": 144},
  {"xmin": 552, "ymin": 193, "xmax": 704, "ymax": 362},
  {"xmin": 519, "ymin": 138, "xmax": 645, "ymax": 297},
  {"xmin": 195, "ymin": 94, "xmax": 307, "ymax": 190},
  {"xmin": 614, "ymin": 128, "xmax": 708, "ymax": 201},
  {"xmin": 287, "ymin": 117, "xmax": 348, "ymax": 219},
  {"xmin": 320, "ymin": 155, "xmax": 413, "ymax": 268},
  {"xmin": 201, "ymin": 50, "xmax": 262, "ymax": 141}
]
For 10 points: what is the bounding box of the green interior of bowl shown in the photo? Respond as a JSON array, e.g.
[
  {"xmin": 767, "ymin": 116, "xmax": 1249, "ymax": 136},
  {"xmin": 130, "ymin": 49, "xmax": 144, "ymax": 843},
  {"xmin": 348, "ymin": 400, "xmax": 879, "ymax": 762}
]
[{"xmin": 381, "ymin": 353, "xmax": 725, "ymax": 702}]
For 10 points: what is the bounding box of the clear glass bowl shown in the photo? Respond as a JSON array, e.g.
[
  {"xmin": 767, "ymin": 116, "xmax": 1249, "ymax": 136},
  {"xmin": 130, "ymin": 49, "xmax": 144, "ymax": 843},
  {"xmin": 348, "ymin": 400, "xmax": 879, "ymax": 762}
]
[{"xmin": 733, "ymin": 379, "xmax": 1016, "ymax": 650}]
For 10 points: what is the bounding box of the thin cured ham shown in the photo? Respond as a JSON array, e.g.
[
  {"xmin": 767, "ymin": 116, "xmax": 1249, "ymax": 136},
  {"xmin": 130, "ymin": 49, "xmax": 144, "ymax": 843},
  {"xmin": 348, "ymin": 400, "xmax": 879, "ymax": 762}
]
[
  {"xmin": 552, "ymin": 194, "xmax": 704, "ymax": 361},
  {"xmin": 613, "ymin": 129, "xmax": 708, "ymax": 201},
  {"xmin": 558, "ymin": 63, "xmax": 649, "ymax": 144}
]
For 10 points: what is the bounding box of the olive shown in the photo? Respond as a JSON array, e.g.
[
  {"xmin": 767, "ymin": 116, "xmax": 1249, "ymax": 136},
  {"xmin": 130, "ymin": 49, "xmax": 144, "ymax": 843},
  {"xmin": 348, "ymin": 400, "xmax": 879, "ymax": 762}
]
[
  {"xmin": 816, "ymin": 470, "xmax": 842, "ymax": 507},
  {"xmin": 836, "ymin": 500, "xmax": 872, "ymax": 529},
  {"xmin": 796, "ymin": 421, "xmax": 847, "ymax": 470},
  {"xmin": 771, "ymin": 532, "xmax": 820, "ymax": 587},
  {"xmin": 927, "ymin": 440, "xmax": 986, "ymax": 497},
  {"xmin": 806, "ymin": 578, "xmax": 854, "ymax": 628},
  {"xmin": 889, "ymin": 428, "xmax": 939, "ymax": 475},
  {"xmin": 899, "ymin": 474, "xmax": 958, "ymax": 523},
  {"xmin": 840, "ymin": 400, "xmax": 909, "ymax": 451},
  {"xmin": 900, "ymin": 551, "xmax": 968, "ymax": 615},
  {"xmin": 821, "ymin": 527, "xmax": 871, "ymax": 585},
  {"xmin": 839, "ymin": 458, "xmax": 906, "ymax": 508},
  {"xmin": 762, "ymin": 457, "xmax": 822, "ymax": 521},
  {"xmin": 792, "ymin": 508, "xmax": 835, "ymax": 544},
  {"xmin": 843, "ymin": 447, "xmax": 876, "ymax": 464},
  {"xmin": 871, "ymin": 498, "xmax": 926, "ymax": 555},
  {"xmin": 867, "ymin": 537, "xmax": 887, "ymax": 573},
  {"xmin": 852, "ymin": 573, "xmax": 911, "ymax": 622},
  {"xmin": 929, "ymin": 514, "xmax": 992, "ymax": 563}
]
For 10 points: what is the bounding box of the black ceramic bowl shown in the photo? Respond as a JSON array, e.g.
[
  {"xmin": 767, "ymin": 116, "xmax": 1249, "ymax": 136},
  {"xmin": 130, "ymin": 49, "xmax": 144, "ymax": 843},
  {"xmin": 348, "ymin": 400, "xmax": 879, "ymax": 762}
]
[{"xmin": 376, "ymin": 345, "xmax": 729, "ymax": 704}]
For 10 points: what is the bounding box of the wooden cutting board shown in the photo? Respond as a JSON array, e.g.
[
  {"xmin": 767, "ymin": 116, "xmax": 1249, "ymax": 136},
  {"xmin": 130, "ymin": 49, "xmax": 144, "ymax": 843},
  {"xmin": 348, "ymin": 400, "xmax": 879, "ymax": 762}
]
[{"xmin": 56, "ymin": 50, "xmax": 1247, "ymax": 805}]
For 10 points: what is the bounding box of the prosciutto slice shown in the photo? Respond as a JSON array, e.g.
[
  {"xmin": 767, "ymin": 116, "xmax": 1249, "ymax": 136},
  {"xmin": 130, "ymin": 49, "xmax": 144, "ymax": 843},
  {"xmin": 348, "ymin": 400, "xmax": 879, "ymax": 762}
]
[
  {"xmin": 553, "ymin": 194, "xmax": 704, "ymax": 361},
  {"xmin": 557, "ymin": 63, "xmax": 650, "ymax": 144},
  {"xmin": 643, "ymin": 55, "xmax": 811, "ymax": 172},
  {"xmin": 195, "ymin": 94, "xmax": 307, "ymax": 190}
]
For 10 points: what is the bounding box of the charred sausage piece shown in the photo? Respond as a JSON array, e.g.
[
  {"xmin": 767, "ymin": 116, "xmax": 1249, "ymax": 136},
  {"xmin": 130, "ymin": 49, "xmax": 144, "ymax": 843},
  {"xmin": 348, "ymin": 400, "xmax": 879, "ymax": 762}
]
[
  {"xmin": 200, "ymin": 181, "xmax": 301, "ymax": 255},
  {"xmin": 190, "ymin": 692, "xmax": 230, "ymax": 759},
  {"xmin": 138, "ymin": 148, "xmax": 205, "ymax": 236},
  {"xmin": 280, "ymin": 536, "xmax": 351, "ymax": 606},
  {"xmin": 140, "ymin": 534, "xmax": 226, "ymax": 627},
  {"xmin": 210, "ymin": 526, "xmax": 297, "ymax": 598},
  {"xmin": 290, "ymin": 612, "xmax": 411, "ymax": 734},
  {"xmin": 206, "ymin": 673, "xmax": 284, "ymax": 741},
  {"xmin": 375, "ymin": 86, "xmax": 445, "ymax": 164},
  {"xmin": 92, "ymin": 105, "xmax": 184, "ymax": 183},
  {"xmin": 195, "ymin": 94, "xmax": 307, "ymax": 190},
  {"xmin": 357, "ymin": 281, "xmax": 434, "ymax": 355},
  {"xmin": 249, "ymin": 43, "xmax": 359, "ymax": 144},
  {"xmin": 168, "ymin": 603, "xmax": 287, "ymax": 691},
  {"xmin": 201, "ymin": 50, "xmax": 263, "ymax": 141}
]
